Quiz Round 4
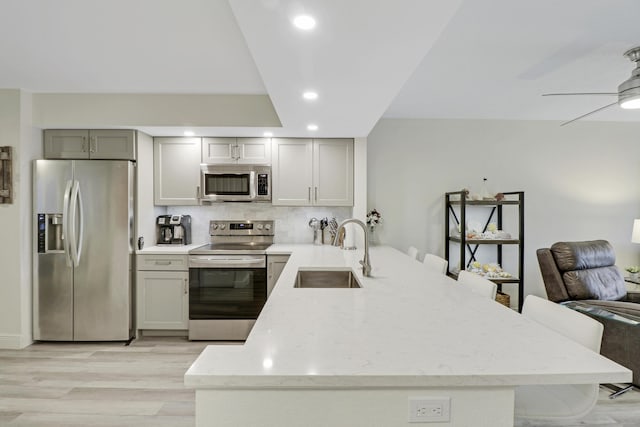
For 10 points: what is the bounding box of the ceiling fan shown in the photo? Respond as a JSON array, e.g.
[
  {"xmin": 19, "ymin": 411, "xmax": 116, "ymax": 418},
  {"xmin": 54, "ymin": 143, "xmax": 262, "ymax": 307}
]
[{"xmin": 543, "ymin": 46, "xmax": 640, "ymax": 126}]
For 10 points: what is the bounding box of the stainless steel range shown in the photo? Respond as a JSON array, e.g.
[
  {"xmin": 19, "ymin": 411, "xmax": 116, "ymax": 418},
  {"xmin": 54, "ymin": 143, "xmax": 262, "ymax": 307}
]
[{"xmin": 188, "ymin": 220, "xmax": 274, "ymax": 341}]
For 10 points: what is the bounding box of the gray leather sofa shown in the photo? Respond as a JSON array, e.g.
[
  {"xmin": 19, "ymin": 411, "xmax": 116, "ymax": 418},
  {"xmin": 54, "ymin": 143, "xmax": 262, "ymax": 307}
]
[{"xmin": 537, "ymin": 240, "xmax": 640, "ymax": 390}]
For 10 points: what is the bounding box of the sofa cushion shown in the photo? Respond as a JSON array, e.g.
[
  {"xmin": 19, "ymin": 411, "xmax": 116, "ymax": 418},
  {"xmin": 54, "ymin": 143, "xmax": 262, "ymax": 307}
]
[
  {"xmin": 551, "ymin": 240, "xmax": 616, "ymax": 271},
  {"xmin": 563, "ymin": 267, "xmax": 627, "ymax": 301}
]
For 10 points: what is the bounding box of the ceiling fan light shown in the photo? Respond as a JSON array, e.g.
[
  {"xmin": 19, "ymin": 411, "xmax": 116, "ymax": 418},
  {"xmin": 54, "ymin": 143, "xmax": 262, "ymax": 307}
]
[
  {"xmin": 620, "ymin": 95, "xmax": 640, "ymax": 109},
  {"xmin": 618, "ymin": 75, "xmax": 640, "ymax": 109}
]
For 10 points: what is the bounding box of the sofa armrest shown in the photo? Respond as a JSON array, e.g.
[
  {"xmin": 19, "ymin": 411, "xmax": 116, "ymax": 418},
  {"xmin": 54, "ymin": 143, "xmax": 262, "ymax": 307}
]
[
  {"xmin": 564, "ymin": 301, "xmax": 640, "ymax": 325},
  {"xmin": 537, "ymin": 248, "xmax": 570, "ymax": 302}
]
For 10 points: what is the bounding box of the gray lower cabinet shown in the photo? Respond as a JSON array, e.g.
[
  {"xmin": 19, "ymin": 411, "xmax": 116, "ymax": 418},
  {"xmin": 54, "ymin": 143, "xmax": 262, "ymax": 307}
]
[
  {"xmin": 44, "ymin": 129, "xmax": 136, "ymax": 160},
  {"xmin": 136, "ymin": 254, "xmax": 189, "ymax": 330},
  {"xmin": 267, "ymin": 254, "xmax": 290, "ymax": 297}
]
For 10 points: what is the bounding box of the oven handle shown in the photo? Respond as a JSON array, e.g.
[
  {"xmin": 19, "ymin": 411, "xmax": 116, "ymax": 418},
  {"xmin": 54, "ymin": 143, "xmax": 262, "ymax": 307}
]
[{"xmin": 189, "ymin": 257, "xmax": 266, "ymax": 269}]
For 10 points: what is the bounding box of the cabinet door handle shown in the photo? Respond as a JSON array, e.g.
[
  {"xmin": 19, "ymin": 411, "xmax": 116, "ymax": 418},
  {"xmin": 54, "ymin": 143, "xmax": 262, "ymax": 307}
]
[
  {"xmin": 268, "ymin": 262, "xmax": 273, "ymax": 279},
  {"xmin": 154, "ymin": 260, "xmax": 171, "ymax": 265},
  {"xmin": 196, "ymin": 186, "xmax": 201, "ymax": 199},
  {"xmin": 308, "ymin": 187, "xmax": 311, "ymax": 202},
  {"xmin": 89, "ymin": 136, "xmax": 97, "ymax": 153},
  {"xmin": 315, "ymin": 187, "xmax": 318, "ymax": 202},
  {"xmin": 184, "ymin": 278, "xmax": 188, "ymax": 295},
  {"xmin": 81, "ymin": 136, "xmax": 87, "ymax": 152}
]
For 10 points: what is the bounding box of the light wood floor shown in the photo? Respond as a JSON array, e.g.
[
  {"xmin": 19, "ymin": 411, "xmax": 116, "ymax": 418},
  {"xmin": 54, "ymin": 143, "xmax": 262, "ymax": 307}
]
[
  {"xmin": 0, "ymin": 337, "xmax": 638, "ymax": 426},
  {"xmin": 0, "ymin": 337, "xmax": 217, "ymax": 426}
]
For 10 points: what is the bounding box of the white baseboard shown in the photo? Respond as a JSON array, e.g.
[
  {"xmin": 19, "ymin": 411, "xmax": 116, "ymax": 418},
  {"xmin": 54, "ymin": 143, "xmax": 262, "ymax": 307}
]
[
  {"xmin": 0, "ymin": 333, "xmax": 32, "ymax": 349},
  {"xmin": 138, "ymin": 329, "xmax": 188, "ymax": 337}
]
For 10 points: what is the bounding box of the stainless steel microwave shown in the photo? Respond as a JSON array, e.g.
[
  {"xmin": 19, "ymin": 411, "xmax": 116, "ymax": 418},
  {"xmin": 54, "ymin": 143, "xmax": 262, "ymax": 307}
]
[{"xmin": 200, "ymin": 164, "xmax": 271, "ymax": 202}]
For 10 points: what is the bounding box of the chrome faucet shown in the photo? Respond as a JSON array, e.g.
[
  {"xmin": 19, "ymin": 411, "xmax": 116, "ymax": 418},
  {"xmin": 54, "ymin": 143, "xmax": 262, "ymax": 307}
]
[{"xmin": 332, "ymin": 218, "xmax": 372, "ymax": 277}]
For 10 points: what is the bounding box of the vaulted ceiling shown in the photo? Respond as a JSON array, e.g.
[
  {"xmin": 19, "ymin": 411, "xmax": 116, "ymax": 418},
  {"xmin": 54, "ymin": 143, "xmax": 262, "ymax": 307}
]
[{"xmin": 1, "ymin": 0, "xmax": 640, "ymax": 137}]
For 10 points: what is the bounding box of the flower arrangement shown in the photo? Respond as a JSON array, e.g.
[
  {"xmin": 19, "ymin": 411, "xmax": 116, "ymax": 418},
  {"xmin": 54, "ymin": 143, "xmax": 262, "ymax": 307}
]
[
  {"xmin": 366, "ymin": 209, "xmax": 382, "ymax": 231},
  {"xmin": 626, "ymin": 266, "xmax": 640, "ymax": 274}
]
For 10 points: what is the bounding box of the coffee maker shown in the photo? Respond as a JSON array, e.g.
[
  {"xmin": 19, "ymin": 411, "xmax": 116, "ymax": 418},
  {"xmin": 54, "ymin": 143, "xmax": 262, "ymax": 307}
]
[{"xmin": 156, "ymin": 215, "xmax": 192, "ymax": 245}]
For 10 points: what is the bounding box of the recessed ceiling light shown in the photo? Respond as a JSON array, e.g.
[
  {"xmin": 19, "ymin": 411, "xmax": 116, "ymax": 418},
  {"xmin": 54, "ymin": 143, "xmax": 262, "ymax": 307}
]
[
  {"xmin": 307, "ymin": 124, "xmax": 318, "ymax": 131},
  {"xmin": 183, "ymin": 130, "xmax": 195, "ymax": 137},
  {"xmin": 293, "ymin": 15, "xmax": 316, "ymax": 30},
  {"xmin": 303, "ymin": 91, "xmax": 318, "ymax": 101},
  {"xmin": 263, "ymin": 132, "xmax": 273, "ymax": 137}
]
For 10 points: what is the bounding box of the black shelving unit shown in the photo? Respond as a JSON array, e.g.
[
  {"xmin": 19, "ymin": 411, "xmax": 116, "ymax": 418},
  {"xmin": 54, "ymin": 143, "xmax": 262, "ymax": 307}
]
[{"xmin": 445, "ymin": 190, "xmax": 525, "ymax": 312}]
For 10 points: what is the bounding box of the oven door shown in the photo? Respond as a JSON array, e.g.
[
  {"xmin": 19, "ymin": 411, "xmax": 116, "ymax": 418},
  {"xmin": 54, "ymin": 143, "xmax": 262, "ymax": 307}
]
[{"xmin": 188, "ymin": 255, "xmax": 267, "ymax": 320}]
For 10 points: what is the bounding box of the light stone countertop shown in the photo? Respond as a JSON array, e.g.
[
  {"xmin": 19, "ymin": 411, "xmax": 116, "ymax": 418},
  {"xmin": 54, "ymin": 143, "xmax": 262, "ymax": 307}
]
[
  {"xmin": 266, "ymin": 243, "xmax": 305, "ymax": 255},
  {"xmin": 137, "ymin": 243, "xmax": 300, "ymax": 255},
  {"xmin": 184, "ymin": 244, "xmax": 631, "ymax": 389}
]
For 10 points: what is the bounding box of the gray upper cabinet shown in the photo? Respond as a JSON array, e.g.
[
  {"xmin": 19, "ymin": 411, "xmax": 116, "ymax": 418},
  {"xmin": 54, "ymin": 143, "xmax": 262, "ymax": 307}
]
[
  {"xmin": 43, "ymin": 130, "xmax": 88, "ymax": 159},
  {"xmin": 313, "ymin": 139, "xmax": 354, "ymax": 206},
  {"xmin": 202, "ymin": 137, "xmax": 271, "ymax": 164},
  {"xmin": 153, "ymin": 137, "xmax": 201, "ymax": 206},
  {"xmin": 44, "ymin": 129, "xmax": 136, "ymax": 160},
  {"xmin": 201, "ymin": 137, "xmax": 236, "ymax": 164},
  {"xmin": 272, "ymin": 138, "xmax": 314, "ymax": 206},
  {"xmin": 89, "ymin": 130, "xmax": 136, "ymax": 159},
  {"xmin": 272, "ymin": 138, "xmax": 353, "ymax": 206}
]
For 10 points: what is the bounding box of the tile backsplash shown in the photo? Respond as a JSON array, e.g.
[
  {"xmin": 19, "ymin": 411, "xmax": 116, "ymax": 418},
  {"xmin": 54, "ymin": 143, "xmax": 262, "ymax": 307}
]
[{"xmin": 167, "ymin": 204, "xmax": 352, "ymax": 244}]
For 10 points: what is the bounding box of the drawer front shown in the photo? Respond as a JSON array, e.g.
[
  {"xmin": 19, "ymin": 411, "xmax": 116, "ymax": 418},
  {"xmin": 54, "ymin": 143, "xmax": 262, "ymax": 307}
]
[{"xmin": 137, "ymin": 254, "xmax": 188, "ymax": 271}]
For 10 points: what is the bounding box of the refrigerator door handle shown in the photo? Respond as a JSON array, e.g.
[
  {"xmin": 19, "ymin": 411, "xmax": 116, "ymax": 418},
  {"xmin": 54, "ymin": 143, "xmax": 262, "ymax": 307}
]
[
  {"xmin": 69, "ymin": 180, "xmax": 84, "ymax": 267},
  {"xmin": 75, "ymin": 180, "xmax": 84, "ymax": 265},
  {"xmin": 62, "ymin": 180, "xmax": 73, "ymax": 267}
]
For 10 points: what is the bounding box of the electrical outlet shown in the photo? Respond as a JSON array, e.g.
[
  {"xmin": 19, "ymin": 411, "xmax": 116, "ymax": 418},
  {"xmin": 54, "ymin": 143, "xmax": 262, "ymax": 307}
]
[{"xmin": 408, "ymin": 397, "xmax": 450, "ymax": 423}]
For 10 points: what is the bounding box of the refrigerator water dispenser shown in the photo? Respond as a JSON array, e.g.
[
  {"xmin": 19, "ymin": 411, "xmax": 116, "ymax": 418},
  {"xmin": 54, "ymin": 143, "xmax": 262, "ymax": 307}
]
[{"xmin": 37, "ymin": 213, "xmax": 64, "ymax": 253}]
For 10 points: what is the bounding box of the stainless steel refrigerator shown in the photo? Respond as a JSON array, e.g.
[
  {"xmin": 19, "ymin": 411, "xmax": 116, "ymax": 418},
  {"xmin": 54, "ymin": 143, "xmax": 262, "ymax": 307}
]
[{"xmin": 33, "ymin": 160, "xmax": 134, "ymax": 341}]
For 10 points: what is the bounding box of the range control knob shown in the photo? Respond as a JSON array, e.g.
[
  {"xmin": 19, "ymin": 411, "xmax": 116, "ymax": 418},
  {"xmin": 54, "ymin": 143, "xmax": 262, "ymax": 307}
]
[
  {"xmin": 220, "ymin": 224, "xmax": 226, "ymax": 230},
  {"xmin": 264, "ymin": 223, "xmax": 272, "ymax": 231},
  {"xmin": 212, "ymin": 223, "xmax": 219, "ymax": 230},
  {"xmin": 256, "ymin": 224, "xmax": 264, "ymax": 230}
]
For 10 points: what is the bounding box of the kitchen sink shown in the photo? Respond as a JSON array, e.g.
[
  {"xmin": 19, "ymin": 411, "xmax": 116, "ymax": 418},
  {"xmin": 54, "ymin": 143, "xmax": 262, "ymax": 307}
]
[{"xmin": 294, "ymin": 268, "xmax": 362, "ymax": 288}]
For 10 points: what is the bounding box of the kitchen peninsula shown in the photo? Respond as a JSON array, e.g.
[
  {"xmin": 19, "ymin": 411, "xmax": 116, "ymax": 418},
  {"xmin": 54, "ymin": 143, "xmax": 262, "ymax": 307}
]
[{"xmin": 184, "ymin": 245, "xmax": 630, "ymax": 427}]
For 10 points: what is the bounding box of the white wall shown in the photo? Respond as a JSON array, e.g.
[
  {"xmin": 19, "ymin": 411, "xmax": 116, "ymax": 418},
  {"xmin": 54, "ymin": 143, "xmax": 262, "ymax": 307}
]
[
  {"xmin": 32, "ymin": 93, "xmax": 281, "ymax": 128},
  {"xmin": 350, "ymin": 137, "xmax": 368, "ymax": 248},
  {"xmin": 0, "ymin": 89, "xmax": 39, "ymax": 348},
  {"xmin": 19, "ymin": 91, "xmax": 39, "ymax": 348},
  {"xmin": 368, "ymin": 118, "xmax": 640, "ymax": 304}
]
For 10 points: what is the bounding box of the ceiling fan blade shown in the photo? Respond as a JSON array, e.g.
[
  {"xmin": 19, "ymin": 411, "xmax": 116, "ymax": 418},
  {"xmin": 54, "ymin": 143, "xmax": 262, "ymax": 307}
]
[
  {"xmin": 560, "ymin": 101, "xmax": 619, "ymax": 126},
  {"xmin": 542, "ymin": 92, "xmax": 618, "ymax": 96}
]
